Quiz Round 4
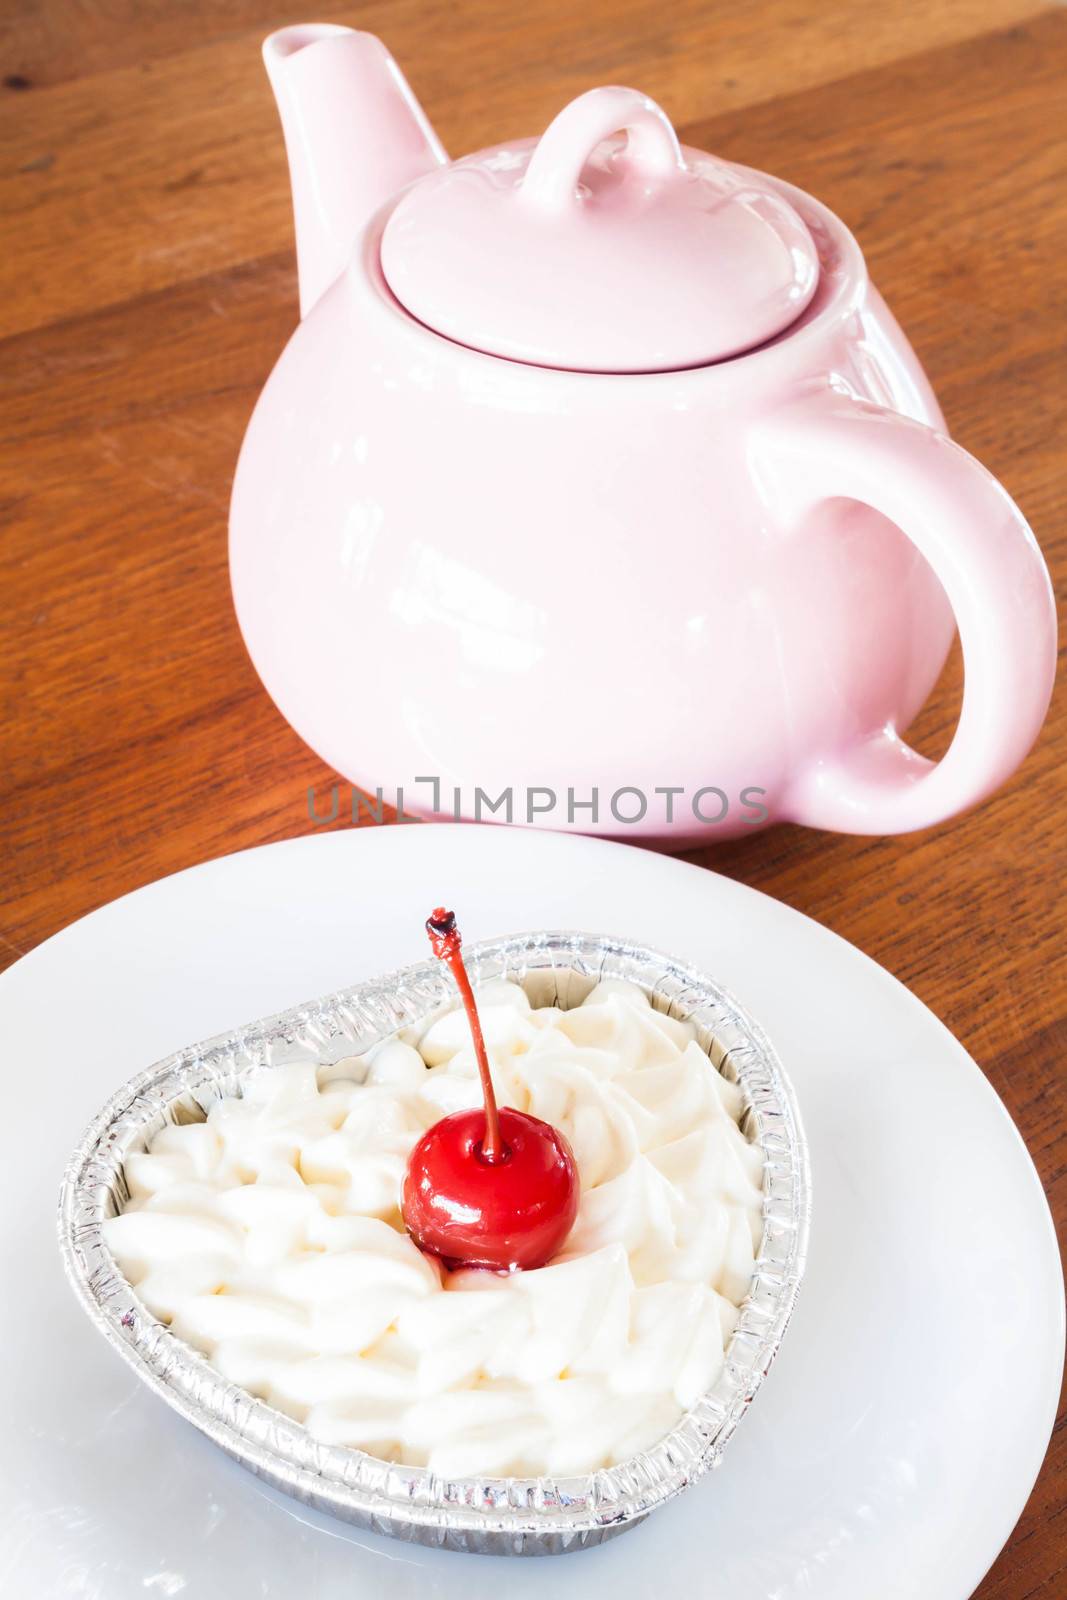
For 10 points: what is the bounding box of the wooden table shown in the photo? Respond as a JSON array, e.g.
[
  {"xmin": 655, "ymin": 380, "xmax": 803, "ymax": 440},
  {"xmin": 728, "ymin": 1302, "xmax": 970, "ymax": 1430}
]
[{"xmin": 2, "ymin": 3, "xmax": 1064, "ymax": 1592}]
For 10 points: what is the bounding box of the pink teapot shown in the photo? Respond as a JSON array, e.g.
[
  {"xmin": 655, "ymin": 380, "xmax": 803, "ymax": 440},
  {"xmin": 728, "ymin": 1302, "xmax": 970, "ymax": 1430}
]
[{"xmin": 230, "ymin": 23, "xmax": 1056, "ymax": 841}]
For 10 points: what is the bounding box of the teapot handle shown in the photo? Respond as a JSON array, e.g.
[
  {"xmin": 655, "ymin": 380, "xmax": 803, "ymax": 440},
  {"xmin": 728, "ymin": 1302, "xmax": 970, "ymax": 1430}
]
[
  {"xmin": 751, "ymin": 392, "xmax": 1056, "ymax": 834},
  {"xmin": 521, "ymin": 86, "xmax": 684, "ymax": 211}
]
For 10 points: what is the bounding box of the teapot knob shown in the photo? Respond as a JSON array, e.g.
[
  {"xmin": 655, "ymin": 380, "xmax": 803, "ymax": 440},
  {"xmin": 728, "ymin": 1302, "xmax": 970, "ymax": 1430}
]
[{"xmin": 521, "ymin": 85, "xmax": 685, "ymax": 211}]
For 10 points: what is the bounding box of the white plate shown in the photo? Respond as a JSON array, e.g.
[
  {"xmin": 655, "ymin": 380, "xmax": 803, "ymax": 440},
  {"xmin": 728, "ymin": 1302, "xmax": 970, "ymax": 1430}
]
[{"xmin": 0, "ymin": 825, "xmax": 1060, "ymax": 1599}]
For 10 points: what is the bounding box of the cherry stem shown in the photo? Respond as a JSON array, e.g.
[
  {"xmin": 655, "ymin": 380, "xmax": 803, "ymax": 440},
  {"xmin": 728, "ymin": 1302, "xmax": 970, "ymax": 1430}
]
[{"xmin": 426, "ymin": 908, "xmax": 505, "ymax": 1164}]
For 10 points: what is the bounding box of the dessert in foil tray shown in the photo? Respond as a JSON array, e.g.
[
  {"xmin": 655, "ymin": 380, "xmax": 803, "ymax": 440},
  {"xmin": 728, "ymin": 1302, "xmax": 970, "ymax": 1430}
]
[
  {"xmin": 106, "ymin": 975, "xmax": 764, "ymax": 1478},
  {"xmin": 62, "ymin": 927, "xmax": 808, "ymax": 1553}
]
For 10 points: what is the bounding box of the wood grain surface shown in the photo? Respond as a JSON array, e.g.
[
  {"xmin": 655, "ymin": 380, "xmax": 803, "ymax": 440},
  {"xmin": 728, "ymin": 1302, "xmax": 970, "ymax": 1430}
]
[{"xmin": 1, "ymin": 3, "xmax": 1064, "ymax": 1593}]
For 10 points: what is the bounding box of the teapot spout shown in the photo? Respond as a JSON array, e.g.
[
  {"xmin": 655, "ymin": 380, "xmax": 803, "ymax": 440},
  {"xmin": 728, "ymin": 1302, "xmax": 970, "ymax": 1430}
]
[{"xmin": 263, "ymin": 25, "xmax": 447, "ymax": 318}]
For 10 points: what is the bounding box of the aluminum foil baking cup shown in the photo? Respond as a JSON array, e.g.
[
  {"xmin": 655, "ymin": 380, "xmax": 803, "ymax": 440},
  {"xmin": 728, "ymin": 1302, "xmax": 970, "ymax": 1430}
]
[{"xmin": 59, "ymin": 931, "xmax": 810, "ymax": 1556}]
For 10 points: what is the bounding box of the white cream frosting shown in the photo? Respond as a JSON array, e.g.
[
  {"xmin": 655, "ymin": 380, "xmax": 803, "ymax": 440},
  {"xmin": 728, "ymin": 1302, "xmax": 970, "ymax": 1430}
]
[{"xmin": 106, "ymin": 980, "xmax": 764, "ymax": 1478}]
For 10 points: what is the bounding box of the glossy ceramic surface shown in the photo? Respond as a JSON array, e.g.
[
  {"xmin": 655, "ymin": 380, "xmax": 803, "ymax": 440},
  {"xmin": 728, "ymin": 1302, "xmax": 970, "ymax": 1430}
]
[
  {"xmin": 2, "ymin": 825, "xmax": 1062, "ymax": 1596},
  {"xmin": 262, "ymin": 26, "xmax": 446, "ymax": 319},
  {"xmin": 380, "ymin": 86, "xmax": 819, "ymax": 370},
  {"xmin": 230, "ymin": 26, "xmax": 1056, "ymax": 840}
]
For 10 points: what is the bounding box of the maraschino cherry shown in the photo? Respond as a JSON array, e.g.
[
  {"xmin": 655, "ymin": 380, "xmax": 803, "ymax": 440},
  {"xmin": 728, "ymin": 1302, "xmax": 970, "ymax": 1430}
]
[{"xmin": 401, "ymin": 908, "xmax": 579, "ymax": 1271}]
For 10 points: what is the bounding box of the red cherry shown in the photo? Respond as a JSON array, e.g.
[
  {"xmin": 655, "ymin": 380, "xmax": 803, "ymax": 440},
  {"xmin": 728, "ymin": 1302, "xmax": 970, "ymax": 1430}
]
[
  {"xmin": 400, "ymin": 908, "xmax": 580, "ymax": 1271},
  {"xmin": 402, "ymin": 1106, "xmax": 579, "ymax": 1271}
]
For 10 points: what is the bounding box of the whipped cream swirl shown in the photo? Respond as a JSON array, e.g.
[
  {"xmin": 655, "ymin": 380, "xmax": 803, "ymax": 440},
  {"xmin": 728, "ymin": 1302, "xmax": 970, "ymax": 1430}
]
[{"xmin": 106, "ymin": 979, "xmax": 764, "ymax": 1477}]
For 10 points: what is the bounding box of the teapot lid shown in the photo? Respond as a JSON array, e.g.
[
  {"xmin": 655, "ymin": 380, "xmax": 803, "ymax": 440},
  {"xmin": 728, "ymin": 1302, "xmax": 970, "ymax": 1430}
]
[{"xmin": 379, "ymin": 86, "xmax": 819, "ymax": 373}]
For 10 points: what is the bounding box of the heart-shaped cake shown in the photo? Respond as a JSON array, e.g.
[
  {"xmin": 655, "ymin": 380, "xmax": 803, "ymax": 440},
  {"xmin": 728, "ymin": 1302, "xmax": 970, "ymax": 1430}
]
[{"xmin": 59, "ymin": 931, "xmax": 809, "ymax": 1555}]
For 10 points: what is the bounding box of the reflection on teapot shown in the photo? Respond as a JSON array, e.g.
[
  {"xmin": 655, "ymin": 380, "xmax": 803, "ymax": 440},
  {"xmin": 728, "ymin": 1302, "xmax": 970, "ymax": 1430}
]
[{"xmin": 229, "ymin": 24, "xmax": 1056, "ymax": 841}]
